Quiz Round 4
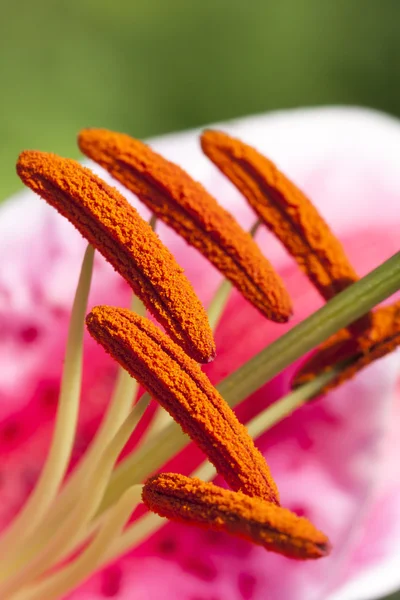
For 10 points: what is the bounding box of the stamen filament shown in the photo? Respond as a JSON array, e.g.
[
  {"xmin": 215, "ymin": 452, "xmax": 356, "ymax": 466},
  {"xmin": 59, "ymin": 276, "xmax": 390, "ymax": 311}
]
[
  {"xmin": 207, "ymin": 279, "xmax": 233, "ymax": 332},
  {"xmin": 15, "ymin": 486, "xmax": 142, "ymax": 600},
  {"xmin": 19, "ymin": 222, "xmax": 154, "ymax": 560},
  {"xmin": 208, "ymin": 220, "xmax": 261, "ymax": 331},
  {"xmin": 104, "ymin": 511, "xmax": 164, "ymax": 566},
  {"xmin": 0, "ymin": 244, "xmax": 94, "ymax": 561},
  {"xmin": 55, "ymin": 295, "xmax": 145, "ymax": 505},
  {"xmin": 0, "ymin": 394, "xmax": 149, "ymax": 597}
]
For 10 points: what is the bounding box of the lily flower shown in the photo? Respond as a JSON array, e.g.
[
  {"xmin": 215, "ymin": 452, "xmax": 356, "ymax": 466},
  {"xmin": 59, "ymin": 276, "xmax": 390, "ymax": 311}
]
[{"xmin": 0, "ymin": 106, "xmax": 399, "ymax": 600}]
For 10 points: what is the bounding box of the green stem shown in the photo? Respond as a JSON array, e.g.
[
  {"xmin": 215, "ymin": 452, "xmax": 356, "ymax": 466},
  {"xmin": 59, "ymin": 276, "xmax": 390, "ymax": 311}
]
[{"xmin": 218, "ymin": 251, "xmax": 400, "ymax": 405}]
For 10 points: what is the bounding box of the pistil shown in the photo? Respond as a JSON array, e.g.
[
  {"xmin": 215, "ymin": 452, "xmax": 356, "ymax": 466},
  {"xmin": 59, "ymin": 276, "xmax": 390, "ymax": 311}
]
[{"xmin": 293, "ymin": 300, "xmax": 400, "ymax": 391}]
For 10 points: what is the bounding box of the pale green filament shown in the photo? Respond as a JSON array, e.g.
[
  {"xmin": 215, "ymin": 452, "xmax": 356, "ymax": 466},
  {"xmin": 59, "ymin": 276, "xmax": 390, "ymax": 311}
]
[
  {"xmin": 208, "ymin": 218, "xmax": 261, "ymax": 331},
  {"xmin": 0, "ymin": 395, "xmax": 149, "ymax": 597},
  {"xmin": 16, "ymin": 486, "xmax": 142, "ymax": 600},
  {"xmin": 0, "ymin": 244, "xmax": 94, "ymax": 563},
  {"xmin": 137, "ymin": 403, "xmax": 173, "ymax": 447},
  {"xmin": 32, "ymin": 295, "xmax": 146, "ymax": 545},
  {"xmin": 207, "ymin": 279, "xmax": 233, "ymax": 331},
  {"xmin": 218, "ymin": 251, "xmax": 400, "ymax": 406}
]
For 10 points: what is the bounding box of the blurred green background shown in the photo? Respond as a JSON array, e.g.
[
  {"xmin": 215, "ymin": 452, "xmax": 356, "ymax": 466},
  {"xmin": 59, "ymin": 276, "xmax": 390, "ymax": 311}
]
[
  {"xmin": 0, "ymin": 1, "xmax": 400, "ymax": 598},
  {"xmin": 1, "ymin": 0, "xmax": 400, "ymax": 202}
]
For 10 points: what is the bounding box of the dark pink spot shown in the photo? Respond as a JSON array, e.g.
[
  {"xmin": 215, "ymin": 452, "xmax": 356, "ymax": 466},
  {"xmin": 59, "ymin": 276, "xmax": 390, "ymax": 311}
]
[
  {"xmin": 101, "ymin": 564, "xmax": 123, "ymax": 596},
  {"xmin": 51, "ymin": 306, "xmax": 68, "ymax": 320},
  {"xmin": 0, "ymin": 285, "xmax": 10, "ymax": 301},
  {"xmin": 203, "ymin": 530, "xmax": 222, "ymax": 546},
  {"xmin": 190, "ymin": 597, "xmax": 220, "ymax": 600},
  {"xmin": 184, "ymin": 557, "xmax": 218, "ymax": 581},
  {"xmin": 202, "ymin": 530, "xmax": 252, "ymax": 558},
  {"xmin": 158, "ymin": 536, "xmax": 178, "ymax": 555},
  {"xmin": 296, "ymin": 430, "xmax": 314, "ymax": 451},
  {"xmin": 71, "ymin": 431, "xmax": 91, "ymax": 464},
  {"xmin": 1, "ymin": 420, "xmax": 20, "ymax": 443},
  {"xmin": 20, "ymin": 325, "xmax": 40, "ymax": 343},
  {"xmin": 238, "ymin": 572, "xmax": 257, "ymax": 599},
  {"xmin": 290, "ymin": 504, "xmax": 308, "ymax": 518},
  {"xmin": 40, "ymin": 383, "xmax": 59, "ymax": 410},
  {"xmin": 23, "ymin": 467, "xmax": 39, "ymax": 496}
]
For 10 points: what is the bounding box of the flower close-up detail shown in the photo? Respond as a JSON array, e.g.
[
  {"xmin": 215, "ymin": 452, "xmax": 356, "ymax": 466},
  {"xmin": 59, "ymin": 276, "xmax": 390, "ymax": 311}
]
[{"xmin": 0, "ymin": 106, "xmax": 399, "ymax": 600}]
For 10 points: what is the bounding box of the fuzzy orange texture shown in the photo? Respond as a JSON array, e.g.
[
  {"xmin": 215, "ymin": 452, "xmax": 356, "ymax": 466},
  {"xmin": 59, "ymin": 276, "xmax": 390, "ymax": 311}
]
[
  {"xmin": 142, "ymin": 473, "xmax": 330, "ymax": 560},
  {"xmin": 200, "ymin": 129, "xmax": 371, "ymax": 335},
  {"xmin": 78, "ymin": 128, "xmax": 293, "ymax": 324},
  {"xmin": 17, "ymin": 150, "xmax": 215, "ymax": 364},
  {"xmin": 86, "ymin": 306, "xmax": 280, "ymax": 504},
  {"xmin": 293, "ymin": 300, "xmax": 400, "ymax": 392}
]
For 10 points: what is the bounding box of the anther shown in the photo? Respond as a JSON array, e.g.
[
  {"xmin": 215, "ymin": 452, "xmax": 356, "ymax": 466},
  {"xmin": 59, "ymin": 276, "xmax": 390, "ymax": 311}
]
[
  {"xmin": 293, "ymin": 301, "xmax": 400, "ymax": 392},
  {"xmin": 86, "ymin": 306, "xmax": 280, "ymax": 503},
  {"xmin": 201, "ymin": 129, "xmax": 371, "ymax": 334},
  {"xmin": 143, "ymin": 473, "xmax": 330, "ymax": 560},
  {"xmin": 78, "ymin": 128, "xmax": 292, "ymax": 323},
  {"xmin": 17, "ymin": 150, "xmax": 215, "ymax": 363}
]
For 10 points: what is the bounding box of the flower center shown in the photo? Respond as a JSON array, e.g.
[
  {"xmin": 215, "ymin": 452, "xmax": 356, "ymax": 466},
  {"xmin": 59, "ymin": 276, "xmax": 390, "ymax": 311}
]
[{"xmin": 0, "ymin": 128, "xmax": 399, "ymax": 599}]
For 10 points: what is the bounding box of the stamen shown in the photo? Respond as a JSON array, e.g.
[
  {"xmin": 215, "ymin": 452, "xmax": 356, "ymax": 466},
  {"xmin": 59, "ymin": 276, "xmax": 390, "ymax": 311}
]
[
  {"xmin": 97, "ymin": 372, "xmax": 341, "ymax": 569},
  {"xmin": 201, "ymin": 129, "xmax": 371, "ymax": 332},
  {"xmin": 86, "ymin": 306, "xmax": 280, "ymax": 503},
  {"xmin": 142, "ymin": 473, "xmax": 330, "ymax": 560},
  {"xmin": 293, "ymin": 300, "xmax": 400, "ymax": 391},
  {"xmin": 17, "ymin": 151, "xmax": 215, "ymax": 363},
  {"xmin": 99, "ymin": 252, "xmax": 400, "ymax": 514},
  {"xmin": 16, "ymin": 485, "xmax": 142, "ymax": 600},
  {"xmin": 78, "ymin": 128, "xmax": 292, "ymax": 323}
]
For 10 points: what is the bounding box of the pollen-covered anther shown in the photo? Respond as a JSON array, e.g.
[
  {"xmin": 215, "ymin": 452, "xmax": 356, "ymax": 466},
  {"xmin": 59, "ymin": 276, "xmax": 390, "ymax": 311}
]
[
  {"xmin": 142, "ymin": 473, "xmax": 330, "ymax": 560},
  {"xmin": 16, "ymin": 150, "xmax": 215, "ymax": 363},
  {"xmin": 78, "ymin": 128, "xmax": 292, "ymax": 323},
  {"xmin": 86, "ymin": 306, "xmax": 280, "ymax": 504},
  {"xmin": 201, "ymin": 129, "xmax": 371, "ymax": 334},
  {"xmin": 293, "ymin": 300, "xmax": 400, "ymax": 392}
]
